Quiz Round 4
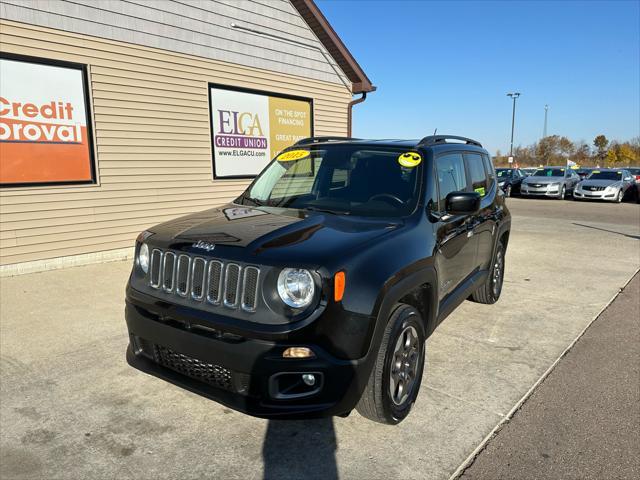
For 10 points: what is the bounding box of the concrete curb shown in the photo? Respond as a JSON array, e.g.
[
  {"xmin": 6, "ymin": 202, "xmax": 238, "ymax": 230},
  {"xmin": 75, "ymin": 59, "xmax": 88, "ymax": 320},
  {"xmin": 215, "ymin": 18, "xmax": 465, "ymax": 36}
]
[
  {"xmin": 448, "ymin": 267, "xmax": 640, "ymax": 480},
  {"xmin": 0, "ymin": 247, "xmax": 134, "ymax": 277}
]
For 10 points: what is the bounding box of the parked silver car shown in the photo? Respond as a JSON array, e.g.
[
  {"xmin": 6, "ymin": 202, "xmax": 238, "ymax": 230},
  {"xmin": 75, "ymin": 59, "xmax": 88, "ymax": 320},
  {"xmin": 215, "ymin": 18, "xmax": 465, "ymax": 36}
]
[
  {"xmin": 520, "ymin": 166, "xmax": 580, "ymax": 199},
  {"xmin": 573, "ymin": 169, "xmax": 635, "ymax": 203}
]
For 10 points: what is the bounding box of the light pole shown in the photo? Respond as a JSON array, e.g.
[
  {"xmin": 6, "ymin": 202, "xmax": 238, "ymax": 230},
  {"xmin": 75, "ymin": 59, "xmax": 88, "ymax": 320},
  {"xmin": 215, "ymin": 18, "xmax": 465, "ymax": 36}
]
[
  {"xmin": 543, "ymin": 104, "xmax": 549, "ymax": 138},
  {"xmin": 506, "ymin": 92, "xmax": 521, "ymax": 158}
]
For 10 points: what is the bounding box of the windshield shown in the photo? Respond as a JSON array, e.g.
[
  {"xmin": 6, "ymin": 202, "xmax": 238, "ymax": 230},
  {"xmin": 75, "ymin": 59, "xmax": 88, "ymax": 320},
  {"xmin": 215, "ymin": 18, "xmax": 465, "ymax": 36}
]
[
  {"xmin": 532, "ymin": 168, "xmax": 564, "ymax": 177},
  {"xmin": 496, "ymin": 169, "xmax": 513, "ymax": 178},
  {"xmin": 588, "ymin": 171, "xmax": 622, "ymax": 181},
  {"xmin": 237, "ymin": 146, "xmax": 422, "ymax": 217}
]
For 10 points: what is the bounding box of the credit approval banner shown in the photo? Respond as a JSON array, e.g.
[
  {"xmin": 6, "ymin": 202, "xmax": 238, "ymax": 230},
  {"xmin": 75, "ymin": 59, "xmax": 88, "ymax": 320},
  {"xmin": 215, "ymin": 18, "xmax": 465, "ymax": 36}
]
[
  {"xmin": 209, "ymin": 85, "xmax": 312, "ymax": 178},
  {"xmin": 0, "ymin": 55, "xmax": 94, "ymax": 186}
]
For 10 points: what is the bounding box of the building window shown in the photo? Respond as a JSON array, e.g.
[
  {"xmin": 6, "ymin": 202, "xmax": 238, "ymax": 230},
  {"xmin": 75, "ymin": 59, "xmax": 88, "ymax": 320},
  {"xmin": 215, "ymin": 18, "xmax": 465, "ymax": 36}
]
[{"xmin": 0, "ymin": 53, "xmax": 96, "ymax": 187}]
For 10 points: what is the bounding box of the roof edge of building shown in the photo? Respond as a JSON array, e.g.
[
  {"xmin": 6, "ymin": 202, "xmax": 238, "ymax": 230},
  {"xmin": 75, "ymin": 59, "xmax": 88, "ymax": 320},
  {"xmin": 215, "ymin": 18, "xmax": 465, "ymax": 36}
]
[{"xmin": 290, "ymin": 0, "xmax": 375, "ymax": 94}]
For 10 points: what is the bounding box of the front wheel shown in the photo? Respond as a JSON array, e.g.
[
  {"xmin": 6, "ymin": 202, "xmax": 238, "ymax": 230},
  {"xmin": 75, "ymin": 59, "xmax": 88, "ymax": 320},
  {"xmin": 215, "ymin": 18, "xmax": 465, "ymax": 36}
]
[
  {"xmin": 616, "ymin": 190, "xmax": 623, "ymax": 203},
  {"xmin": 505, "ymin": 185, "xmax": 512, "ymax": 197},
  {"xmin": 356, "ymin": 304, "xmax": 425, "ymax": 425},
  {"xmin": 558, "ymin": 185, "xmax": 566, "ymax": 200}
]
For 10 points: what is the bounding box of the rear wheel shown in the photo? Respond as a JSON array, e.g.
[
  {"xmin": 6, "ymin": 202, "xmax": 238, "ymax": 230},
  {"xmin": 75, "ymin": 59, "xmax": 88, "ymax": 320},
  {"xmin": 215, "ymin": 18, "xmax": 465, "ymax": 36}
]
[
  {"xmin": 356, "ymin": 304, "xmax": 425, "ymax": 425},
  {"xmin": 471, "ymin": 240, "xmax": 505, "ymax": 304}
]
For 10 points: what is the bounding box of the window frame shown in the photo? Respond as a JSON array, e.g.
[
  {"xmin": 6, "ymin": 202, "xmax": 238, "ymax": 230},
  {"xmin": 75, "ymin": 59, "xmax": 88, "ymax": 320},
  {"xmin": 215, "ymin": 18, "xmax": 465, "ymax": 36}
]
[{"xmin": 0, "ymin": 51, "xmax": 97, "ymax": 188}]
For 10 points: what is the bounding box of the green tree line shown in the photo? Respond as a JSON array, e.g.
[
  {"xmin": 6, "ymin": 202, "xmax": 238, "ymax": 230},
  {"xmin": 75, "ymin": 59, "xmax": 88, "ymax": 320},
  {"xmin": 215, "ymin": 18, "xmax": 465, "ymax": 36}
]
[{"xmin": 493, "ymin": 135, "xmax": 640, "ymax": 167}]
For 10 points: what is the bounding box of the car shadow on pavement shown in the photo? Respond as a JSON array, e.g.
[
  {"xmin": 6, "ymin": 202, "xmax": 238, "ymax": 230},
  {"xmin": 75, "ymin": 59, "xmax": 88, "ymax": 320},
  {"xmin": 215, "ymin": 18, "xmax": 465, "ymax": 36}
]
[
  {"xmin": 262, "ymin": 417, "xmax": 338, "ymax": 480},
  {"xmin": 572, "ymin": 222, "xmax": 640, "ymax": 240}
]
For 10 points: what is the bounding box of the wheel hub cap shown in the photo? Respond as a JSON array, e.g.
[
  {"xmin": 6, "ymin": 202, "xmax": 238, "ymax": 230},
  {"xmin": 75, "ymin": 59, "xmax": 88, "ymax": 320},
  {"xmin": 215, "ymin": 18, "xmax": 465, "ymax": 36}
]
[
  {"xmin": 492, "ymin": 249, "xmax": 504, "ymax": 296},
  {"xmin": 390, "ymin": 326, "xmax": 420, "ymax": 405}
]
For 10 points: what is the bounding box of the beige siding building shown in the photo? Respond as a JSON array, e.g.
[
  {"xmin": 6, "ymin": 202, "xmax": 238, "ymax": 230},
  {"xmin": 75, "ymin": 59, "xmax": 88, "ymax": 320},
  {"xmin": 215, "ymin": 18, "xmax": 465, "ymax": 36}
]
[{"xmin": 0, "ymin": 0, "xmax": 374, "ymax": 274}]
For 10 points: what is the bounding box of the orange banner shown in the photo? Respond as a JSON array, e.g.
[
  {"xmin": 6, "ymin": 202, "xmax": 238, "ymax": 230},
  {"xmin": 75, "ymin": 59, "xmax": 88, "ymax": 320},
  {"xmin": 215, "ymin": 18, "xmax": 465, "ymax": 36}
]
[{"xmin": 0, "ymin": 56, "xmax": 94, "ymax": 186}]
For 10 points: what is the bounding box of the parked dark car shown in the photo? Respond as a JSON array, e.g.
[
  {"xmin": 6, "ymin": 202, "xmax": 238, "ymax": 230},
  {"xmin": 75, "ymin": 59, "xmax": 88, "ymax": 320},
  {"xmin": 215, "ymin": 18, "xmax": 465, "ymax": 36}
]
[
  {"xmin": 576, "ymin": 168, "xmax": 594, "ymax": 180},
  {"xmin": 573, "ymin": 169, "xmax": 636, "ymax": 202},
  {"xmin": 521, "ymin": 166, "xmax": 580, "ymax": 199},
  {"xmin": 628, "ymin": 167, "xmax": 640, "ymax": 182},
  {"xmin": 125, "ymin": 135, "xmax": 511, "ymax": 425},
  {"xmin": 496, "ymin": 168, "xmax": 526, "ymax": 197}
]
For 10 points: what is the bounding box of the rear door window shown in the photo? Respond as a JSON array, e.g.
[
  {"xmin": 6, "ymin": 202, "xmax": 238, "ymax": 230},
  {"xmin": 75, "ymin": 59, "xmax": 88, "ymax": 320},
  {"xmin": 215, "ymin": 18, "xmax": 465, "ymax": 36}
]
[
  {"xmin": 482, "ymin": 154, "xmax": 496, "ymax": 188},
  {"xmin": 465, "ymin": 153, "xmax": 488, "ymax": 196}
]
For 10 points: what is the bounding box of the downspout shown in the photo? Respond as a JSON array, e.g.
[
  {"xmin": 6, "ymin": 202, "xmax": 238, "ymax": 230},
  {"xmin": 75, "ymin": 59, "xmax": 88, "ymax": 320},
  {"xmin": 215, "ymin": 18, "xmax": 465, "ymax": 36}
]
[{"xmin": 347, "ymin": 92, "xmax": 367, "ymax": 137}]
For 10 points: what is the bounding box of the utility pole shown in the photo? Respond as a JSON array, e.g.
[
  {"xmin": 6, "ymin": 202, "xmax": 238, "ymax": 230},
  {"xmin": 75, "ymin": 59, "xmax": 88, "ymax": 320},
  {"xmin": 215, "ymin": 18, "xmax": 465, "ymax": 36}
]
[
  {"xmin": 506, "ymin": 92, "xmax": 521, "ymax": 158},
  {"xmin": 543, "ymin": 104, "xmax": 549, "ymax": 139}
]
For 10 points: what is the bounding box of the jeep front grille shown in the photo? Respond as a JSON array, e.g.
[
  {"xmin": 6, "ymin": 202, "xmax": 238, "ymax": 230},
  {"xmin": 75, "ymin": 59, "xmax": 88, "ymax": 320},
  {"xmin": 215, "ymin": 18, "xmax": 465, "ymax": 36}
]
[{"xmin": 147, "ymin": 249, "xmax": 260, "ymax": 312}]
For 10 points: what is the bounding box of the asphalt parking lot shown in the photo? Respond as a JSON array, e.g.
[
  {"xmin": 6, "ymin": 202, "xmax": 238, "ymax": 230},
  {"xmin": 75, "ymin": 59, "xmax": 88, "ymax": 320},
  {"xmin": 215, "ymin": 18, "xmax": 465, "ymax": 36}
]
[{"xmin": 1, "ymin": 198, "xmax": 639, "ymax": 480}]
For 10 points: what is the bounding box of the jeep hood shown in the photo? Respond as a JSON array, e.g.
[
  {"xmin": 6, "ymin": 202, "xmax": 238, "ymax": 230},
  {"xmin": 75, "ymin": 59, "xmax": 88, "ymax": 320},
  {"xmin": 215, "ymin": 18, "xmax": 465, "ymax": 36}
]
[{"xmin": 147, "ymin": 204, "xmax": 401, "ymax": 265}]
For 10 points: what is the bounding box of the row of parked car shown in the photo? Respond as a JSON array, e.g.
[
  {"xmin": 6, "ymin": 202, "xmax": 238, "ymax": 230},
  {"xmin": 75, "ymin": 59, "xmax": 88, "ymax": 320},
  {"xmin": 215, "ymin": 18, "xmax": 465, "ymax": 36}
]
[{"xmin": 496, "ymin": 166, "xmax": 640, "ymax": 203}]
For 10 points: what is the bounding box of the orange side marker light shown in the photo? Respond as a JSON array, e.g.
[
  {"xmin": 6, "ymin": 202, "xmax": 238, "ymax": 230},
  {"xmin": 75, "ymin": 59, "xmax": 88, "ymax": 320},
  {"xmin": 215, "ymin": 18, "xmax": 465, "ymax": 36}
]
[{"xmin": 334, "ymin": 271, "xmax": 346, "ymax": 302}]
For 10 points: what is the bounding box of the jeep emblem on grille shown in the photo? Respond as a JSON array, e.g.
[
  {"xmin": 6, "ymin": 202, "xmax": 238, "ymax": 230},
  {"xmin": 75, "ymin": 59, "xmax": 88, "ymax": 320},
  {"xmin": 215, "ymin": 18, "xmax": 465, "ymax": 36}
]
[{"xmin": 192, "ymin": 240, "xmax": 216, "ymax": 252}]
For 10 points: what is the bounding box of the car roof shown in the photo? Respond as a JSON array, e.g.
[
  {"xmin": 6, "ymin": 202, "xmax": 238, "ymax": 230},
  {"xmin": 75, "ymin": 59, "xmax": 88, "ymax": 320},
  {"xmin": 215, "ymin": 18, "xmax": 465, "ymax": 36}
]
[{"xmin": 293, "ymin": 137, "xmax": 487, "ymax": 154}]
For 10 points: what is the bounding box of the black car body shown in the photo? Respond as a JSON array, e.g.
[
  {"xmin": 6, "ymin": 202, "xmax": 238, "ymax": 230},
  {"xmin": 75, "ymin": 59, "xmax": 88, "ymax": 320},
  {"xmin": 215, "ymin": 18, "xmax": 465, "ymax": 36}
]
[
  {"xmin": 125, "ymin": 135, "xmax": 511, "ymax": 424},
  {"xmin": 496, "ymin": 168, "xmax": 526, "ymax": 196}
]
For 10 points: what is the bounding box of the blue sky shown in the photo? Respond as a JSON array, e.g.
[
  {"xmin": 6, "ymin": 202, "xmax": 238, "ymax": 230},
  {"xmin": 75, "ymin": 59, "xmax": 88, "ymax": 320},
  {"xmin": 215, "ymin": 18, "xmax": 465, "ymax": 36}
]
[{"xmin": 317, "ymin": 0, "xmax": 640, "ymax": 154}]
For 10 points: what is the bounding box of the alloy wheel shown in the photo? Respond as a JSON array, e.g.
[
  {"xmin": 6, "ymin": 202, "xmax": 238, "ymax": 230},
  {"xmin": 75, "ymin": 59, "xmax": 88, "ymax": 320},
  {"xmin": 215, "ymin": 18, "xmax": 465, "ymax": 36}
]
[
  {"xmin": 492, "ymin": 246, "xmax": 504, "ymax": 297},
  {"xmin": 389, "ymin": 326, "xmax": 420, "ymax": 406}
]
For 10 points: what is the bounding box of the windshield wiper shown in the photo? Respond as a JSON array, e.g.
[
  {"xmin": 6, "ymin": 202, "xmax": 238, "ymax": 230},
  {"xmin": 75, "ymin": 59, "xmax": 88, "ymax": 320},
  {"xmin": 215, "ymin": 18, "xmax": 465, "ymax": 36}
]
[
  {"xmin": 303, "ymin": 206, "xmax": 351, "ymax": 215},
  {"xmin": 240, "ymin": 196, "xmax": 268, "ymax": 207}
]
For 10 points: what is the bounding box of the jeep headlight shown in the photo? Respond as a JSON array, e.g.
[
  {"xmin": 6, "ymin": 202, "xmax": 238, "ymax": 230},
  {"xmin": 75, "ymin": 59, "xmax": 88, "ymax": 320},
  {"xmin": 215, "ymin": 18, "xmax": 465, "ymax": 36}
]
[
  {"xmin": 277, "ymin": 268, "xmax": 315, "ymax": 308},
  {"xmin": 138, "ymin": 243, "xmax": 150, "ymax": 274},
  {"xmin": 136, "ymin": 230, "xmax": 153, "ymax": 274}
]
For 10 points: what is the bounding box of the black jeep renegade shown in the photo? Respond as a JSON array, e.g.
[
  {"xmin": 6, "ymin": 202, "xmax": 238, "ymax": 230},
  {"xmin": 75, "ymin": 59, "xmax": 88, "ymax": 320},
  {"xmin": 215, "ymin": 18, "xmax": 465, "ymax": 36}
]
[{"xmin": 125, "ymin": 135, "xmax": 511, "ymax": 424}]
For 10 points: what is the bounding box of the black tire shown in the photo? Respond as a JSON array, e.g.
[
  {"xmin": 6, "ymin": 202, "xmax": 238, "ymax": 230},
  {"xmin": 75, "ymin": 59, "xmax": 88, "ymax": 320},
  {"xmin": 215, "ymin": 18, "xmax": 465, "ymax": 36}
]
[
  {"xmin": 505, "ymin": 185, "xmax": 512, "ymax": 198},
  {"xmin": 471, "ymin": 240, "xmax": 505, "ymax": 304},
  {"xmin": 616, "ymin": 190, "xmax": 623, "ymax": 203},
  {"xmin": 356, "ymin": 304, "xmax": 425, "ymax": 425}
]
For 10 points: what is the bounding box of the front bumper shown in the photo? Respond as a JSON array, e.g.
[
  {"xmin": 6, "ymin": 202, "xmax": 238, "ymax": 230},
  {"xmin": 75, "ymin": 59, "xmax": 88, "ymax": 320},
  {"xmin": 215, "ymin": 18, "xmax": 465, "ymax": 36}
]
[
  {"xmin": 125, "ymin": 290, "xmax": 371, "ymax": 419},
  {"xmin": 520, "ymin": 185, "xmax": 562, "ymax": 198},
  {"xmin": 573, "ymin": 189, "xmax": 618, "ymax": 201}
]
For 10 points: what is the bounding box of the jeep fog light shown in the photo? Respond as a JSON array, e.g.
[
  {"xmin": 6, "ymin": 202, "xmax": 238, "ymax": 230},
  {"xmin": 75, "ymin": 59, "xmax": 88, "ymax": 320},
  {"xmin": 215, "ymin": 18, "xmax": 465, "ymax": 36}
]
[
  {"xmin": 139, "ymin": 243, "xmax": 150, "ymax": 274},
  {"xmin": 277, "ymin": 268, "xmax": 315, "ymax": 308},
  {"xmin": 283, "ymin": 347, "xmax": 315, "ymax": 359}
]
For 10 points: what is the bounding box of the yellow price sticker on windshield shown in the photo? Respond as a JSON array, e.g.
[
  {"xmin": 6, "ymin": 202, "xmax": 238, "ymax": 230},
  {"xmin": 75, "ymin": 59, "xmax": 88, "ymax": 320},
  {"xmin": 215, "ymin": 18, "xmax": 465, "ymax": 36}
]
[
  {"xmin": 398, "ymin": 151, "xmax": 422, "ymax": 168},
  {"xmin": 277, "ymin": 149, "xmax": 310, "ymax": 162},
  {"xmin": 475, "ymin": 187, "xmax": 486, "ymax": 196},
  {"xmin": 593, "ymin": 170, "xmax": 600, "ymax": 174}
]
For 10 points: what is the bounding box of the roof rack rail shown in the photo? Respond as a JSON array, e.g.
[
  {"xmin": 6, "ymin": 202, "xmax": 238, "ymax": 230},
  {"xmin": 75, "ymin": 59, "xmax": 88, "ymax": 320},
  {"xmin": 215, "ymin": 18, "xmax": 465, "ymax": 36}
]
[
  {"xmin": 294, "ymin": 136, "xmax": 359, "ymax": 146},
  {"xmin": 418, "ymin": 135, "xmax": 482, "ymax": 148}
]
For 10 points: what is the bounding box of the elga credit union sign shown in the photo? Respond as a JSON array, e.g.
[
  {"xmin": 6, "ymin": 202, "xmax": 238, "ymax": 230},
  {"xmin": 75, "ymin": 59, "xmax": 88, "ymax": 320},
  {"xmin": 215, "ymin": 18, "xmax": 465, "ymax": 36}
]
[
  {"xmin": 209, "ymin": 85, "xmax": 312, "ymax": 178},
  {"xmin": 0, "ymin": 54, "xmax": 95, "ymax": 187}
]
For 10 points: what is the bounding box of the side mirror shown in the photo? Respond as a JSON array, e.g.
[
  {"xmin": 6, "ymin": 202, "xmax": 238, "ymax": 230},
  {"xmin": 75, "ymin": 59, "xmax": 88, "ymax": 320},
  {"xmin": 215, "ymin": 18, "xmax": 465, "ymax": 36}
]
[{"xmin": 446, "ymin": 192, "xmax": 481, "ymax": 215}]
